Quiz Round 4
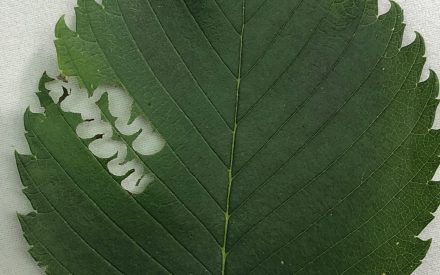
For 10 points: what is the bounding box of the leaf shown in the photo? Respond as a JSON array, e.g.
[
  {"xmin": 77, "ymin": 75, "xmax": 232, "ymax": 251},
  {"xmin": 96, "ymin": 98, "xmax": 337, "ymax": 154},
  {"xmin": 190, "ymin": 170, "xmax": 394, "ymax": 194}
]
[{"xmin": 16, "ymin": 0, "xmax": 440, "ymax": 274}]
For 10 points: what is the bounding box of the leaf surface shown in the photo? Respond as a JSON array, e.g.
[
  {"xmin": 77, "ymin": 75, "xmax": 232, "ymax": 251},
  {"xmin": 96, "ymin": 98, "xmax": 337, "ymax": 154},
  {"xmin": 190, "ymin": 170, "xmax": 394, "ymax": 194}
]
[{"xmin": 16, "ymin": 0, "xmax": 440, "ymax": 274}]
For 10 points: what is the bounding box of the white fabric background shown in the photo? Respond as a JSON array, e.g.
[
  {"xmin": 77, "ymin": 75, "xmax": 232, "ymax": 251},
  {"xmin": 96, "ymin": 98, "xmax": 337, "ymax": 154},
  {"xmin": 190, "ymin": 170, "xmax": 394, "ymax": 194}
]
[{"xmin": 0, "ymin": 0, "xmax": 439, "ymax": 274}]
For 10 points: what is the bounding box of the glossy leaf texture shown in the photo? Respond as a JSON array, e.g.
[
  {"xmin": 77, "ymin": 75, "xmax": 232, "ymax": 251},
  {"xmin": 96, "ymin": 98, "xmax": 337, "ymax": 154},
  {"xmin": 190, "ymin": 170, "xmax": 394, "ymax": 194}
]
[{"xmin": 16, "ymin": 0, "xmax": 440, "ymax": 274}]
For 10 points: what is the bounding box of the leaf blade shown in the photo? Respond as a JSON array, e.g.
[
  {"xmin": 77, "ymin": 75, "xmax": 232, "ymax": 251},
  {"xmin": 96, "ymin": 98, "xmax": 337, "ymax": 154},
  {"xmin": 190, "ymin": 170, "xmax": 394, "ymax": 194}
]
[{"xmin": 16, "ymin": 0, "xmax": 440, "ymax": 274}]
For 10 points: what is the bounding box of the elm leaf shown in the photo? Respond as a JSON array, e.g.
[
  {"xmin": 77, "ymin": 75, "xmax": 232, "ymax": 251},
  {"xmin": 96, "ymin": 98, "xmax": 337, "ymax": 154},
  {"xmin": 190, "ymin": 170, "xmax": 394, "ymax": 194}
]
[{"xmin": 16, "ymin": 0, "xmax": 440, "ymax": 274}]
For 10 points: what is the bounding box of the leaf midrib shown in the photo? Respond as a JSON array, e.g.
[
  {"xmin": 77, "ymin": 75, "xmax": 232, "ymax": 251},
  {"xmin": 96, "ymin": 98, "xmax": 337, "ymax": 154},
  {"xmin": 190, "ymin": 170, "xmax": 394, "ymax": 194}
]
[{"xmin": 222, "ymin": 1, "xmax": 246, "ymax": 274}]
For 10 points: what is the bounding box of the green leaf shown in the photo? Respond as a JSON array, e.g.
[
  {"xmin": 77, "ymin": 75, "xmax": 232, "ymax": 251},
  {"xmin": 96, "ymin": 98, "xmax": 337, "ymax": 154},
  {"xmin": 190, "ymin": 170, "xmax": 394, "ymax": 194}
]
[{"xmin": 16, "ymin": 0, "xmax": 440, "ymax": 274}]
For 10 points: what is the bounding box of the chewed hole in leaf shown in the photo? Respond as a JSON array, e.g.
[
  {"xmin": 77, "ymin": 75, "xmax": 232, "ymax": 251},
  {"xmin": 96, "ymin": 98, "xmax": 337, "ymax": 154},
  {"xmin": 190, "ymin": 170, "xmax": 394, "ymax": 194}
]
[
  {"xmin": 45, "ymin": 77, "xmax": 165, "ymax": 194},
  {"xmin": 103, "ymin": 86, "xmax": 166, "ymax": 155}
]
